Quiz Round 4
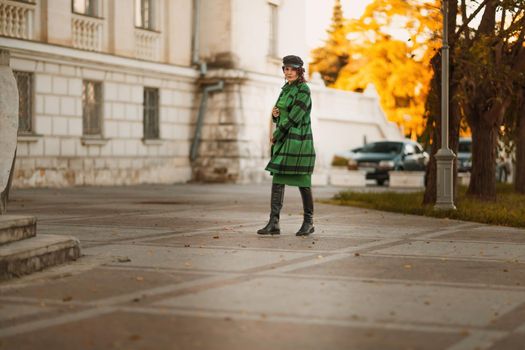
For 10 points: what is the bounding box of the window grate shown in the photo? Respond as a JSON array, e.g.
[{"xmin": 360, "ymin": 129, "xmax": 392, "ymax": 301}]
[
  {"xmin": 13, "ymin": 71, "xmax": 33, "ymax": 135},
  {"xmin": 82, "ymin": 80, "xmax": 102, "ymax": 136},
  {"xmin": 143, "ymin": 87, "xmax": 159, "ymax": 139}
]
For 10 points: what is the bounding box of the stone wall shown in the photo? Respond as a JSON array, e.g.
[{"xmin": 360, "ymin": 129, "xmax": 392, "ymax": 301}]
[{"xmin": 9, "ymin": 42, "xmax": 196, "ymax": 188}]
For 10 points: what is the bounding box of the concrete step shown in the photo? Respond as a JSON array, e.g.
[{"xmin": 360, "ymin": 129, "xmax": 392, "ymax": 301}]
[
  {"xmin": 0, "ymin": 215, "xmax": 36, "ymax": 245},
  {"xmin": 0, "ymin": 234, "xmax": 81, "ymax": 280}
]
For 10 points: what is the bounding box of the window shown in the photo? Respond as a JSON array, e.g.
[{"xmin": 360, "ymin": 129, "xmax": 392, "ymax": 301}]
[
  {"xmin": 72, "ymin": 0, "xmax": 100, "ymax": 17},
  {"xmin": 268, "ymin": 3, "xmax": 278, "ymax": 57},
  {"xmin": 13, "ymin": 71, "xmax": 34, "ymax": 135},
  {"xmin": 404, "ymin": 144, "xmax": 416, "ymax": 155},
  {"xmin": 82, "ymin": 80, "xmax": 102, "ymax": 136},
  {"xmin": 135, "ymin": 0, "xmax": 157, "ymax": 30},
  {"xmin": 143, "ymin": 87, "xmax": 159, "ymax": 139}
]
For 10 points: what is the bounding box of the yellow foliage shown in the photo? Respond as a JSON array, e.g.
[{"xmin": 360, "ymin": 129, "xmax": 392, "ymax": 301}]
[{"xmin": 311, "ymin": 0, "xmax": 442, "ymax": 139}]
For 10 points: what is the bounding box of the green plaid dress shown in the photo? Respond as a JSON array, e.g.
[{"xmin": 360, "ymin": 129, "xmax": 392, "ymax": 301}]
[{"xmin": 265, "ymin": 80, "xmax": 315, "ymax": 187}]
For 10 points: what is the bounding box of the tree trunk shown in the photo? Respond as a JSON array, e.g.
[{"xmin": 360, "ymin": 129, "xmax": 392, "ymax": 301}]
[
  {"xmin": 467, "ymin": 119, "xmax": 498, "ymax": 200},
  {"xmin": 515, "ymin": 107, "xmax": 525, "ymax": 193}
]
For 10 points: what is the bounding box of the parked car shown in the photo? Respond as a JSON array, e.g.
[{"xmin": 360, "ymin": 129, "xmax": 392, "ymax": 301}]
[
  {"xmin": 347, "ymin": 140, "xmax": 429, "ymax": 185},
  {"xmin": 457, "ymin": 138, "xmax": 472, "ymax": 172}
]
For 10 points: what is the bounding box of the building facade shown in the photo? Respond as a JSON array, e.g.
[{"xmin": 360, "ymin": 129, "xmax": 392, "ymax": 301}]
[{"xmin": 0, "ymin": 0, "xmax": 401, "ymax": 188}]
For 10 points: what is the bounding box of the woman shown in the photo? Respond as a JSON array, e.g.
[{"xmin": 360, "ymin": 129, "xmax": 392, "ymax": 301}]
[{"xmin": 257, "ymin": 55, "xmax": 316, "ymax": 237}]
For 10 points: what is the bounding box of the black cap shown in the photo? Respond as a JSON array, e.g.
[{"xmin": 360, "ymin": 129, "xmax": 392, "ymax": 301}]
[{"xmin": 282, "ymin": 55, "xmax": 304, "ymax": 68}]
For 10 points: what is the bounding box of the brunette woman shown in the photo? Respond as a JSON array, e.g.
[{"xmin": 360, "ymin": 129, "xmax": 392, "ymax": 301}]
[{"xmin": 258, "ymin": 55, "xmax": 316, "ymax": 236}]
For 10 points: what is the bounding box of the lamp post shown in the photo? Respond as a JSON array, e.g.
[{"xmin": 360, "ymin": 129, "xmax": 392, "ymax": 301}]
[{"xmin": 435, "ymin": 0, "xmax": 456, "ymax": 210}]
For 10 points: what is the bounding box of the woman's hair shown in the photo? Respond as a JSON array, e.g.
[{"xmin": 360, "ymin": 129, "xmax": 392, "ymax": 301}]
[
  {"xmin": 283, "ymin": 66, "xmax": 307, "ymax": 83},
  {"xmin": 296, "ymin": 67, "xmax": 307, "ymax": 84}
]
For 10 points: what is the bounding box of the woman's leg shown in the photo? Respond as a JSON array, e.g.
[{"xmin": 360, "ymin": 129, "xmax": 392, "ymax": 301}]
[
  {"xmin": 257, "ymin": 183, "xmax": 285, "ymax": 235},
  {"xmin": 296, "ymin": 187, "xmax": 314, "ymax": 236}
]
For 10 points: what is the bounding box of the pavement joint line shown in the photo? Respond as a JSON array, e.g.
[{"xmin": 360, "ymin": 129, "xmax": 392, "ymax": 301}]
[
  {"xmin": 514, "ymin": 321, "xmax": 525, "ymax": 333},
  {"xmin": 0, "ymin": 306, "xmax": 117, "ymax": 338},
  {"xmin": 365, "ymin": 252, "xmax": 525, "ymax": 264},
  {"xmin": 445, "ymin": 329, "xmax": 509, "ymax": 350},
  {"xmin": 116, "ymin": 305, "xmax": 508, "ymax": 337},
  {"xmin": 262, "ymin": 239, "xmax": 402, "ymax": 274},
  {"xmin": 406, "ymin": 238, "xmax": 525, "ymax": 246},
  {"xmin": 97, "ymin": 263, "xmax": 525, "ymax": 293},
  {"xmin": 86, "ymin": 241, "xmax": 361, "ymax": 255}
]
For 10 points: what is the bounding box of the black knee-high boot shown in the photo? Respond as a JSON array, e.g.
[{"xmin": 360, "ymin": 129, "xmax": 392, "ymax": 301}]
[
  {"xmin": 257, "ymin": 183, "xmax": 285, "ymax": 235},
  {"xmin": 296, "ymin": 187, "xmax": 314, "ymax": 236}
]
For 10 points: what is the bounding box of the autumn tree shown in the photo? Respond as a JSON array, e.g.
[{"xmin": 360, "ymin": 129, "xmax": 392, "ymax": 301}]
[
  {"xmin": 310, "ymin": 0, "xmax": 351, "ymax": 86},
  {"xmin": 310, "ymin": 0, "xmax": 441, "ymax": 138}
]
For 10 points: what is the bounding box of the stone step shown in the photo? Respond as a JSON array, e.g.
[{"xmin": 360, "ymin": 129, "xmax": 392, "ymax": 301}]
[
  {"xmin": 0, "ymin": 215, "xmax": 36, "ymax": 245},
  {"xmin": 0, "ymin": 234, "xmax": 81, "ymax": 280}
]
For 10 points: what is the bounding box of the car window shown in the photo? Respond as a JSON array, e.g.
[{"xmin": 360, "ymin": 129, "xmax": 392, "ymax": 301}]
[
  {"xmin": 414, "ymin": 145, "xmax": 424, "ymax": 154},
  {"xmin": 459, "ymin": 140, "xmax": 472, "ymax": 153},
  {"xmin": 362, "ymin": 142, "xmax": 402, "ymax": 154},
  {"xmin": 404, "ymin": 144, "xmax": 415, "ymax": 155}
]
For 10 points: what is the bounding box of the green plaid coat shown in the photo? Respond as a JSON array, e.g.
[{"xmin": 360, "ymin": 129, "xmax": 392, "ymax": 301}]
[{"xmin": 265, "ymin": 81, "xmax": 316, "ymax": 175}]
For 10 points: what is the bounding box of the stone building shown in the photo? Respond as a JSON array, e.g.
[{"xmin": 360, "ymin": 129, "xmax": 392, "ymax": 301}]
[{"xmin": 0, "ymin": 0, "xmax": 401, "ymax": 188}]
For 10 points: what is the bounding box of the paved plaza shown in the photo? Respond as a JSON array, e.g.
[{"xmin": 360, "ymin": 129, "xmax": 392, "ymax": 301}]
[{"xmin": 1, "ymin": 184, "xmax": 525, "ymax": 349}]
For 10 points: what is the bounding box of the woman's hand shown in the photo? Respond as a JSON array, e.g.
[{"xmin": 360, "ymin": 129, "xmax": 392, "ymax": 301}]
[
  {"xmin": 270, "ymin": 136, "xmax": 276, "ymax": 144},
  {"xmin": 272, "ymin": 106, "xmax": 280, "ymax": 118}
]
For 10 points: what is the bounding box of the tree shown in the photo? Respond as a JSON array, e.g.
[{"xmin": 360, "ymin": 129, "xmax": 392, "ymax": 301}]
[
  {"xmin": 310, "ymin": 0, "xmax": 351, "ymax": 86},
  {"xmin": 457, "ymin": 0, "xmax": 525, "ymax": 200},
  {"xmin": 311, "ymin": 0, "xmax": 441, "ymax": 138}
]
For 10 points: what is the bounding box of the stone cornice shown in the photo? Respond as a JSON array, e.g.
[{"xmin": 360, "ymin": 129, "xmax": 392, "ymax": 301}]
[{"xmin": 0, "ymin": 37, "xmax": 198, "ymax": 81}]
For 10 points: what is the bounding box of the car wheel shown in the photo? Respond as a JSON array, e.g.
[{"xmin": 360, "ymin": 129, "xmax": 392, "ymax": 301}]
[{"xmin": 376, "ymin": 179, "xmax": 386, "ymax": 186}]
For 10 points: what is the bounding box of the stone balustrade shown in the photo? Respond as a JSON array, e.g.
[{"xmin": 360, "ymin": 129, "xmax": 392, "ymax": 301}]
[
  {"xmin": 72, "ymin": 13, "xmax": 103, "ymax": 52},
  {"xmin": 0, "ymin": 0, "xmax": 35, "ymax": 40},
  {"xmin": 134, "ymin": 27, "xmax": 160, "ymax": 61}
]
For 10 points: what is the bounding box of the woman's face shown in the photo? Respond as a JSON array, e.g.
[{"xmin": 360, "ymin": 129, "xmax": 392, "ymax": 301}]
[{"xmin": 283, "ymin": 66, "xmax": 298, "ymax": 83}]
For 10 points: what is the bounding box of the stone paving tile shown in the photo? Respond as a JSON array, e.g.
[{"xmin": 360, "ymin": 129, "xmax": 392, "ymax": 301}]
[
  {"xmin": 0, "ymin": 301, "xmax": 91, "ymax": 330},
  {"xmin": 155, "ymin": 276, "xmax": 525, "ymax": 328},
  {"xmin": 59, "ymin": 215, "xmax": 220, "ymax": 229},
  {"xmin": 371, "ymin": 240, "xmax": 525, "ymax": 262},
  {"xmin": 437, "ymin": 227, "xmax": 525, "ymax": 244},
  {"xmin": 0, "ymin": 268, "xmax": 205, "ymax": 302},
  {"xmin": 4, "ymin": 184, "xmax": 525, "ymax": 349},
  {"xmin": 84, "ymin": 245, "xmax": 313, "ymax": 272},
  {"xmin": 488, "ymin": 333, "xmax": 525, "ymax": 350},
  {"xmin": 144, "ymin": 231, "xmax": 377, "ymax": 251},
  {"xmin": 0, "ymin": 310, "xmax": 465, "ymax": 350},
  {"xmin": 37, "ymin": 224, "xmax": 175, "ymax": 243},
  {"xmin": 287, "ymin": 255, "xmax": 525, "ymax": 287}
]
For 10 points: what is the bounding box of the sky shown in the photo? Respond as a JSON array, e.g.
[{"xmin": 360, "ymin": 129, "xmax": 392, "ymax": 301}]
[{"xmin": 305, "ymin": 0, "xmax": 374, "ymax": 50}]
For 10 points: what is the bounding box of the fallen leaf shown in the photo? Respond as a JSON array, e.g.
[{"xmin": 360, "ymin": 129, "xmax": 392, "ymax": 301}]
[
  {"xmin": 460, "ymin": 329, "xmax": 470, "ymax": 336},
  {"xmin": 184, "ymin": 244, "xmax": 191, "ymax": 247},
  {"xmin": 62, "ymin": 296, "xmax": 73, "ymax": 302},
  {"xmin": 404, "ymin": 264, "xmax": 412, "ymax": 269},
  {"xmin": 317, "ymin": 255, "xmax": 324, "ymax": 259},
  {"xmin": 354, "ymin": 252, "xmax": 360, "ymax": 257},
  {"xmin": 129, "ymin": 335, "xmax": 141, "ymax": 341},
  {"xmin": 136, "ymin": 276, "xmax": 144, "ymax": 281},
  {"xmin": 117, "ymin": 256, "xmax": 131, "ymax": 263},
  {"xmin": 213, "ymin": 235, "xmax": 220, "ymax": 239}
]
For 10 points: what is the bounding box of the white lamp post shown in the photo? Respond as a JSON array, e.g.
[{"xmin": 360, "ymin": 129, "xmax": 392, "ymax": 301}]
[{"xmin": 435, "ymin": 0, "xmax": 456, "ymax": 210}]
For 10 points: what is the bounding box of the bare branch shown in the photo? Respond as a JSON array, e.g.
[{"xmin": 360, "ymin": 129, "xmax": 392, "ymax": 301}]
[{"xmin": 453, "ymin": 0, "xmax": 490, "ymax": 41}]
